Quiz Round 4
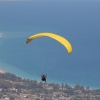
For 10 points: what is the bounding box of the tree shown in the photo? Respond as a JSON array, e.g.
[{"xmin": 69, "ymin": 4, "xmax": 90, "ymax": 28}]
[
  {"xmin": 36, "ymin": 99, "xmax": 40, "ymax": 100},
  {"xmin": 62, "ymin": 83, "xmax": 64, "ymax": 90},
  {"xmin": 86, "ymin": 86, "xmax": 90, "ymax": 91},
  {"xmin": 65, "ymin": 83, "xmax": 72, "ymax": 89},
  {"xmin": 74, "ymin": 84, "xmax": 81, "ymax": 90},
  {"xmin": 64, "ymin": 89, "xmax": 74, "ymax": 95},
  {"xmin": 9, "ymin": 96, "xmax": 15, "ymax": 100},
  {"xmin": 0, "ymin": 93, "xmax": 3, "ymax": 98}
]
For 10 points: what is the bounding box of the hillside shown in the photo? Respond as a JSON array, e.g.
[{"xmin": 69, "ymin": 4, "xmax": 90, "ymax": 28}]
[{"xmin": 0, "ymin": 72, "xmax": 100, "ymax": 100}]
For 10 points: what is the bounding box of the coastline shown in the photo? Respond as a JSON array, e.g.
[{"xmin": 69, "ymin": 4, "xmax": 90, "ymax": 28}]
[
  {"xmin": 0, "ymin": 69, "xmax": 5, "ymax": 74},
  {"xmin": 0, "ymin": 61, "xmax": 99, "ymax": 90},
  {"xmin": 0, "ymin": 67, "xmax": 99, "ymax": 90}
]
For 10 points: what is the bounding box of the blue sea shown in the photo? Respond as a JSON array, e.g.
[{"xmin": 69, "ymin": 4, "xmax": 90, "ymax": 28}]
[{"xmin": 0, "ymin": 0, "xmax": 100, "ymax": 89}]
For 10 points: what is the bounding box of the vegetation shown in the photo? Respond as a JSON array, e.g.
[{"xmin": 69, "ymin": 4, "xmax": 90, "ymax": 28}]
[{"xmin": 0, "ymin": 72, "xmax": 100, "ymax": 100}]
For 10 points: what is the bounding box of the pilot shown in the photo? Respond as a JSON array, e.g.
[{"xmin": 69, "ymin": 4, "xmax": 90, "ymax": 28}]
[{"xmin": 41, "ymin": 74, "xmax": 46, "ymax": 82}]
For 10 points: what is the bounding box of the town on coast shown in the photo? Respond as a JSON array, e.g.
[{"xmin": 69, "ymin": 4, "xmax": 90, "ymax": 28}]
[{"xmin": 0, "ymin": 70, "xmax": 100, "ymax": 100}]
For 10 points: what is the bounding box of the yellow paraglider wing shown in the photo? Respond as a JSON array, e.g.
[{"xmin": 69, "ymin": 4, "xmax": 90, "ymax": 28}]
[{"xmin": 26, "ymin": 32, "xmax": 72, "ymax": 54}]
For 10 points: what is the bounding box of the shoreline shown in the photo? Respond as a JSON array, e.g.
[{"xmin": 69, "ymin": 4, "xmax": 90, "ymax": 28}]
[
  {"xmin": 0, "ymin": 69, "xmax": 5, "ymax": 74},
  {"xmin": 0, "ymin": 68, "xmax": 100, "ymax": 90},
  {"xmin": 0, "ymin": 68, "xmax": 99, "ymax": 90},
  {"xmin": 0, "ymin": 62, "xmax": 99, "ymax": 90}
]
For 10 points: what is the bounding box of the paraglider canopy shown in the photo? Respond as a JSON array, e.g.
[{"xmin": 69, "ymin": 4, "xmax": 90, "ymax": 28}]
[{"xmin": 26, "ymin": 32, "xmax": 72, "ymax": 54}]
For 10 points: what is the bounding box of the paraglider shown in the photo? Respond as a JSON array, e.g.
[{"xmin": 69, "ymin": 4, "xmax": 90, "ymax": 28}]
[
  {"xmin": 26, "ymin": 32, "xmax": 72, "ymax": 54},
  {"xmin": 41, "ymin": 74, "xmax": 47, "ymax": 82},
  {"xmin": 25, "ymin": 32, "xmax": 73, "ymax": 82}
]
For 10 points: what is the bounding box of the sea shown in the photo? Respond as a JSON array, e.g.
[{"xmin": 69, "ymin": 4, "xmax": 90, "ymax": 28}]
[{"xmin": 0, "ymin": 0, "xmax": 100, "ymax": 89}]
